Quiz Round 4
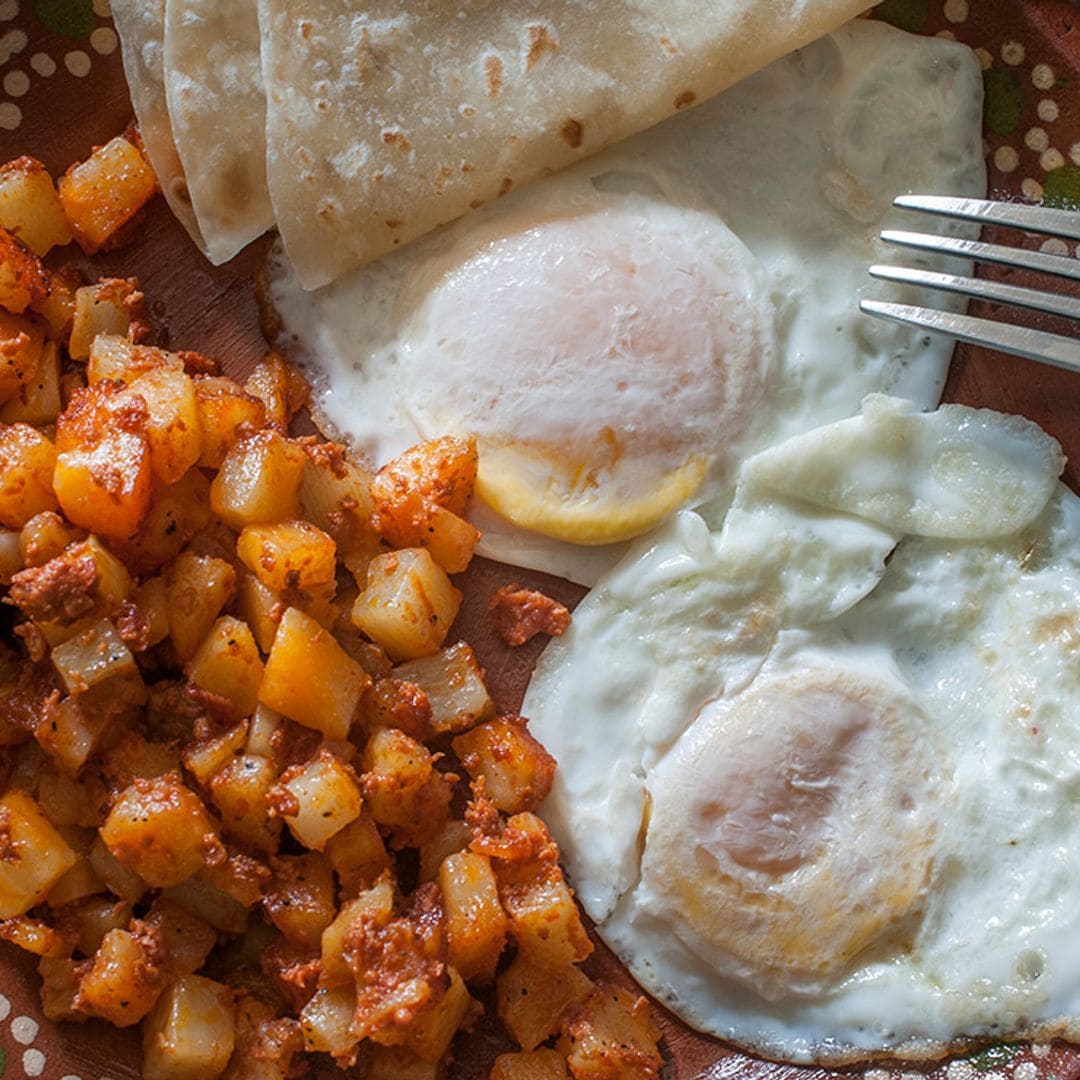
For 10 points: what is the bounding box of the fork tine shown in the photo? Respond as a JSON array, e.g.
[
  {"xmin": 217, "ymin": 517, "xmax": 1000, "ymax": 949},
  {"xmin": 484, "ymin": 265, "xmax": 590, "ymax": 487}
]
[
  {"xmin": 859, "ymin": 300, "xmax": 1080, "ymax": 375},
  {"xmin": 881, "ymin": 229, "xmax": 1080, "ymax": 282},
  {"xmin": 868, "ymin": 264, "xmax": 1080, "ymax": 321},
  {"xmin": 894, "ymin": 194, "xmax": 1080, "ymax": 241}
]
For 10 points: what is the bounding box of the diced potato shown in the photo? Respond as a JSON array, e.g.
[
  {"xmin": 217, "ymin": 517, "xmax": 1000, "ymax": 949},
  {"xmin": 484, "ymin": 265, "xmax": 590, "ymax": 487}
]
[
  {"xmin": 372, "ymin": 436, "xmax": 478, "ymax": 518},
  {"xmin": 395, "ymin": 642, "xmax": 494, "ymax": 735},
  {"xmin": 236, "ymin": 519, "xmax": 336, "ymax": 594},
  {"xmin": 319, "ymin": 876, "xmax": 394, "ymax": 985},
  {"xmin": 37, "ymin": 770, "xmax": 99, "ymax": 827},
  {"xmin": 68, "ymin": 278, "xmax": 141, "ymax": 361},
  {"xmin": 259, "ymin": 606, "xmax": 371, "ymax": 740},
  {"xmin": 35, "ymin": 695, "xmax": 110, "ymax": 774},
  {"xmin": 243, "ymin": 351, "xmax": 308, "ymax": 429},
  {"xmin": 497, "ymin": 953, "xmax": 594, "ymax": 1052},
  {"xmin": 245, "ymin": 704, "xmax": 282, "ymax": 759},
  {"xmin": 126, "ymin": 366, "xmax": 202, "ymax": 483},
  {"xmin": 491, "ymin": 1049, "xmax": 570, "ymax": 1080},
  {"xmin": 35, "ymin": 264, "xmax": 79, "ymax": 342},
  {"xmin": 130, "ymin": 576, "xmax": 170, "ymax": 648},
  {"xmin": 143, "ymin": 898, "xmax": 218, "ymax": 978},
  {"xmin": 46, "ymin": 855, "xmax": 105, "ymax": 906},
  {"xmin": 76, "ymin": 927, "xmax": 162, "ymax": 1026},
  {"xmin": 0, "ymin": 527, "xmax": 21, "ymax": 583},
  {"xmin": 367, "ymin": 1045, "xmax": 446, "ymax": 1080},
  {"xmin": 0, "ymin": 226, "xmax": 49, "ymax": 315},
  {"xmin": 0, "ymin": 156, "xmax": 73, "ymax": 255},
  {"xmin": 182, "ymin": 721, "xmax": 249, "ymax": 786},
  {"xmin": 324, "ymin": 810, "xmax": 391, "ymax": 895},
  {"xmin": 453, "ymin": 716, "xmax": 556, "ymax": 814},
  {"xmin": 89, "ymin": 835, "xmax": 147, "ymax": 903},
  {"xmin": 557, "ymin": 984, "xmax": 662, "ymax": 1080},
  {"xmin": 298, "ymin": 441, "xmax": 378, "ymax": 570},
  {"xmin": 0, "ymin": 421, "xmax": 56, "ymax": 527},
  {"xmin": 209, "ymin": 754, "xmax": 280, "ymax": 854},
  {"xmin": 351, "ymin": 548, "xmax": 462, "ymax": 661},
  {"xmin": 17, "ymin": 509, "xmax": 82, "ymax": 567},
  {"xmin": 362, "ymin": 676, "xmax": 434, "ymax": 741},
  {"xmin": 142, "ymin": 975, "xmax": 236, "ymax": 1080},
  {"xmin": 100, "ymin": 731, "xmax": 180, "ymax": 789},
  {"xmin": 418, "ymin": 818, "xmax": 471, "ymax": 883},
  {"xmin": 58, "ymin": 135, "xmax": 157, "ymax": 254},
  {"xmin": 406, "ymin": 967, "xmax": 473, "ymax": 1062},
  {"xmin": 277, "ymin": 749, "xmax": 362, "ymax": 851},
  {"xmin": 51, "ymin": 618, "xmax": 138, "ymax": 694},
  {"xmin": 263, "ymin": 852, "xmax": 335, "ymax": 949},
  {"xmin": 87, "ymin": 334, "xmax": 179, "ymax": 385},
  {"xmin": 100, "ymin": 773, "xmax": 220, "ymax": 889},
  {"xmin": 0, "ymin": 915, "xmax": 66, "ymax": 958},
  {"xmin": 224, "ymin": 994, "xmax": 303, "ymax": 1080},
  {"xmin": 39, "ymin": 955, "xmax": 83, "ymax": 1021},
  {"xmin": 120, "ymin": 468, "xmax": 213, "ymax": 574},
  {"xmin": 166, "ymin": 551, "xmax": 237, "ymax": 661},
  {"xmin": 210, "ymin": 431, "xmax": 306, "ymax": 529},
  {"xmin": 0, "ymin": 337, "xmax": 59, "ymax": 425},
  {"xmin": 0, "ymin": 308, "xmax": 45, "ymax": 405},
  {"xmin": 298, "ymin": 984, "xmax": 358, "ymax": 1057},
  {"xmin": 360, "ymin": 727, "xmax": 452, "ymax": 848},
  {"xmin": 0, "ymin": 791, "xmax": 77, "ymax": 918},
  {"xmin": 54, "ymin": 430, "xmax": 153, "ymax": 540},
  {"xmin": 235, "ymin": 573, "xmax": 280, "ymax": 654},
  {"xmin": 188, "ymin": 617, "xmax": 264, "ymax": 718},
  {"xmin": 193, "ymin": 377, "xmax": 266, "ymax": 469},
  {"xmin": 162, "ymin": 878, "xmax": 247, "ymax": 935},
  {"xmin": 439, "ymin": 851, "xmax": 508, "ymax": 984}
]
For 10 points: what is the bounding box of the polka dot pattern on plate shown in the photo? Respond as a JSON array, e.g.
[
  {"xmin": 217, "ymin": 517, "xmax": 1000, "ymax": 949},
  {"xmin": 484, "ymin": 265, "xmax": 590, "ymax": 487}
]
[{"xmin": 63, "ymin": 49, "xmax": 91, "ymax": 77}]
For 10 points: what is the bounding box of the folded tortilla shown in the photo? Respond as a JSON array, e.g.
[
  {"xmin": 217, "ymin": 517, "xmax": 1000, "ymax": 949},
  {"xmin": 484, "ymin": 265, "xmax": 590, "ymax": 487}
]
[
  {"xmin": 112, "ymin": 0, "xmax": 205, "ymax": 252},
  {"xmin": 163, "ymin": 0, "xmax": 274, "ymax": 265},
  {"xmin": 257, "ymin": 0, "xmax": 872, "ymax": 290}
]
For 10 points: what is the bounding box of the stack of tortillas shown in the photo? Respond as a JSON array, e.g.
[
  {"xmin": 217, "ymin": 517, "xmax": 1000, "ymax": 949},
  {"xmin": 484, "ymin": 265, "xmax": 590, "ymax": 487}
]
[{"xmin": 113, "ymin": 0, "xmax": 871, "ymax": 291}]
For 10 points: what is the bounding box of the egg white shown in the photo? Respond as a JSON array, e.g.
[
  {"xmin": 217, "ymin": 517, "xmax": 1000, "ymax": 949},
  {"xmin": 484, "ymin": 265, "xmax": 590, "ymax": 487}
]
[
  {"xmin": 266, "ymin": 20, "xmax": 985, "ymax": 584},
  {"xmin": 523, "ymin": 397, "xmax": 1078, "ymax": 1062}
]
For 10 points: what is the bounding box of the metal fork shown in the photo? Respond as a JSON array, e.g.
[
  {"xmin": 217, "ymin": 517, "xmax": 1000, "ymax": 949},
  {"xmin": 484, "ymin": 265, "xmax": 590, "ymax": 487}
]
[{"xmin": 860, "ymin": 194, "xmax": 1080, "ymax": 373}]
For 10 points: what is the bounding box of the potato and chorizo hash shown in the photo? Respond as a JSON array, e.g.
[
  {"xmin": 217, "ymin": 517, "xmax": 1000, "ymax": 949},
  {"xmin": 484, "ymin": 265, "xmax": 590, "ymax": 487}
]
[{"xmin": 0, "ymin": 133, "xmax": 663, "ymax": 1078}]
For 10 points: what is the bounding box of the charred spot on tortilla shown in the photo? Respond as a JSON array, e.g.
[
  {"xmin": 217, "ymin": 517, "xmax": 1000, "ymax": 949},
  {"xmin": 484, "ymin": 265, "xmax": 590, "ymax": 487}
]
[
  {"xmin": 561, "ymin": 118, "xmax": 584, "ymax": 149},
  {"xmin": 675, "ymin": 90, "xmax": 697, "ymax": 109},
  {"xmin": 485, "ymin": 54, "xmax": 504, "ymax": 97},
  {"xmin": 525, "ymin": 23, "xmax": 560, "ymax": 71}
]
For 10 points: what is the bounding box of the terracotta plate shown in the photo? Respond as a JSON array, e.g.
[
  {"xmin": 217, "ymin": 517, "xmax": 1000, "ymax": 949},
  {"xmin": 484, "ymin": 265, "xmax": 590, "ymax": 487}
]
[{"xmin": 0, "ymin": 0, "xmax": 1079, "ymax": 1077}]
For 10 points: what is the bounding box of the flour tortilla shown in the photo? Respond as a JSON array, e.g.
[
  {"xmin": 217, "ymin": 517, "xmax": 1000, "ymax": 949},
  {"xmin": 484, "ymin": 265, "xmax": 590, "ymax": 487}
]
[
  {"xmin": 112, "ymin": 0, "xmax": 205, "ymax": 253},
  {"xmin": 163, "ymin": 0, "xmax": 273, "ymax": 264},
  {"xmin": 257, "ymin": 0, "xmax": 873, "ymax": 290}
]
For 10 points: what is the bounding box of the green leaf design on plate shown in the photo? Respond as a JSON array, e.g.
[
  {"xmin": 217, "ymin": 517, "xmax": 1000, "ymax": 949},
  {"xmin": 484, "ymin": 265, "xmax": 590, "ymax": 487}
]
[
  {"xmin": 0, "ymin": 1044, "xmax": 6, "ymax": 1076},
  {"xmin": 874, "ymin": 0, "xmax": 929, "ymax": 33},
  {"xmin": 33, "ymin": 0, "xmax": 96, "ymax": 40},
  {"xmin": 965, "ymin": 1044, "xmax": 1022, "ymax": 1072},
  {"xmin": 1043, "ymin": 165, "xmax": 1080, "ymax": 211},
  {"xmin": 983, "ymin": 67, "xmax": 1025, "ymax": 136}
]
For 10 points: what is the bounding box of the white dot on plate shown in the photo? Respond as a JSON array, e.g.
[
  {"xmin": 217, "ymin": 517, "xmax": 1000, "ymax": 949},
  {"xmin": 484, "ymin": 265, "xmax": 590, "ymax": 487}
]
[
  {"xmin": 60, "ymin": 1075, "xmax": 83, "ymax": 1080},
  {"xmin": 64, "ymin": 50, "xmax": 91, "ymax": 77},
  {"xmin": 89, "ymin": 26, "xmax": 117, "ymax": 55},
  {"xmin": 947, "ymin": 1063, "xmax": 976, "ymax": 1080},
  {"xmin": 974, "ymin": 47, "xmax": 993, "ymax": 71},
  {"xmin": 1041, "ymin": 148, "xmax": 1065, "ymax": 171},
  {"xmin": 22, "ymin": 1048, "xmax": 45, "ymax": 1077},
  {"xmin": 0, "ymin": 0, "xmax": 17, "ymax": 21},
  {"xmin": 943, "ymin": 0, "xmax": 968, "ymax": 22},
  {"xmin": 3, "ymin": 69, "xmax": 28, "ymax": 97},
  {"xmin": 1071, "ymin": 142, "xmax": 1080, "ymax": 166},
  {"xmin": 1032, "ymin": 63, "xmax": 1056, "ymax": 90},
  {"xmin": 1014, "ymin": 1065, "xmax": 1038, "ymax": 1080},
  {"xmin": 994, "ymin": 145, "xmax": 1019, "ymax": 172},
  {"xmin": 1025, "ymin": 126, "xmax": 1050, "ymax": 152},
  {"xmin": 1040, "ymin": 238, "xmax": 1069, "ymax": 256},
  {"xmin": 935, "ymin": 29, "xmax": 955, "ymax": 40},
  {"xmin": 92, "ymin": 0, "xmax": 110, "ymax": 13},
  {"xmin": 1021, "ymin": 177, "xmax": 1043, "ymax": 202},
  {"xmin": 1037, "ymin": 98, "xmax": 1059, "ymax": 123},
  {"xmin": 0, "ymin": 993, "xmax": 9, "ymax": 1021},
  {"xmin": 1031, "ymin": 1045, "xmax": 1051, "ymax": 1059},
  {"xmin": 0, "ymin": 27, "xmax": 27, "ymax": 64},
  {"xmin": 29, "ymin": 52, "xmax": 54, "ymax": 76},
  {"xmin": 0, "ymin": 101, "xmax": 19, "ymax": 130},
  {"xmin": 1001, "ymin": 40, "xmax": 1026, "ymax": 66},
  {"xmin": 10, "ymin": 1015, "xmax": 38, "ymax": 1045}
]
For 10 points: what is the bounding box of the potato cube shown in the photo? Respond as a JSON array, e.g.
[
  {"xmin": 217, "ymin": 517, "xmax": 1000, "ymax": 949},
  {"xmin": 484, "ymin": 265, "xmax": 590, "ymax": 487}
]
[
  {"xmin": 182, "ymin": 720, "xmax": 249, "ymax": 786},
  {"xmin": 498, "ymin": 861, "xmax": 592, "ymax": 968},
  {"xmin": 497, "ymin": 953, "xmax": 593, "ymax": 1052},
  {"xmin": 453, "ymin": 716, "xmax": 556, "ymax": 814},
  {"xmin": 0, "ymin": 227, "xmax": 49, "ymax": 314},
  {"xmin": 352, "ymin": 548, "xmax": 462, "ymax": 661},
  {"xmin": 188, "ymin": 616, "xmax": 264, "ymax": 718},
  {"xmin": 162, "ymin": 878, "xmax": 246, "ymax": 935},
  {"xmin": 209, "ymin": 753, "xmax": 280, "ymax": 853},
  {"xmin": 58, "ymin": 135, "xmax": 157, "ymax": 254},
  {"xmin": 237, "ymin": 520, "xmax": 336, "ymax": 593},
  {"xmin": 0, "ymin": 308, "xmax": 44, "ymax": 405},
  {"xmin": 51, "ymin": 618, "xmax": 138, "ymax": 694},
  {"xmin": 87, "ymin": 334, "xmax": 181, "ymax": 385},
  {"xmin": 0, "ymin": 914, "xmax": 68, "ymax": 958},
  {"xmin": 372, "ymin": 436, "xmax": 478, "ymax": 518},
  {"xmin": 235, "ymin": 573, "xmax": 280, "ymax": 654},
  {"xmin": 367, "ymin": 1046, "xmax": 446, "ymax": 1080},
  {"xmin": 395, "ymin": 642, "xmax": 494, "ymax": 735},
  {"xmin": 17, "ymin": 510, "xmax": 82, "ymax": 567},
  {"xmin": 68, "ymin": 278, "xmax": 141, "ymax": 361},
  {"xmin": 491, "ymin": 1050, "xmax": 569, "ymax": 1080},
  {"xmin": 439, "ymin": 851, "xmax": 507, "ymax": 984},
  {"xmin": 142, "ymin": 975, "xmax": 236, "ymax": 1080},
  {"xmin": 320, "ymin": 876, "xmax": 394, "ymax": 985},
  {"xmin": 46, "ymin": 855, "xmax": 105, "ymax": 906},
  {"xmin": 54, "ymin": 430, "xmax": 153, "ymax": 540},
  {"xmin": 210, "ymin": 431, "xmax": 306, "ymax": 529},
  {"xmin": 324, "ymin": 810, "xmax": 391, "ymax": 895},
  {"xmin": 245, "ymin": 704, "xmax": 282, "ymax": 760},
  {"xmin": 193, "ymin": 376, "xmax": 266, "ymax": 469},
  {"xmin": 35, "ymin": 695, "xmax": 110, "ymax": 774},
  {"xmin": 76, "ymin": 927, "xmax": 162, "ymax": 1026},
  {"xmin": 259, "ymin": 606, "xmax": 371, "ymax": 740},
  {"xmin": 89, "ymin": 835, "xmax": 147, "ymax": 903},
  {"xmin": 406, "ymin": 967, "xmax": 473, "ymax": 1062},
  {"xmin": 0, "ymin": 156, "xmax": 73, "ymax": 255},
  {"xmin": 244, "ymin": 351, "xmax": 308, "ymax": 429},
  {"xmin": 166, "ymin": 552, "xmax": 237, "ymax": 661},
  {"xmin": 119, "ymin": 468, "xmax": 213, "ymax": 574},
  {"xmin": 35, "ymin": 264, "xmax": 78, "ymax": 342},
  {"xmin": 557, "ymin": 984, "xmax": 662, "ymax": 1080},
  {"xmin": 39, "ymin": 955, "xmax": 83, "ymax": 1021},
  {"xmin": 100, "ymin": 773, "xmax": 220, "ymax": 888},
  {"xmin": 298, "ymin": 441, "xmax": 378, "ymax": 566},
  {"xmin": 143, "ymin": 898, "xmax": 218, "ymax": 978},
  {"xmin": 263, "ymin": 852, "xmax": 335, "ymax": 948},
  {"xmin": 130, "ymin": 576, "xmax": 170, "ymax": 648},
  {"xmin": 278, "ymin": 749, "xmax": 362, "ymax": 851},
  {"xmin": 298, "ymin": 984, "xmax": 358, "ymax": 1057},
  {"xmin": 0, "ymin": 337, "xmax": 59, "ymax": 425},
  {"xmin": 127, "ymin": 366, "xmax": 201, "ymax": 483},
  {"xmin": 0, "ymin": 790, "xmax": 78, "ymax": 917},
  {"xmin": 418, "ymin": 818, "xmax": 471, "ymax": 883},
  {"xmin": 0, "ymin": 421, "xmax": 56, "ymax": 527},
  {"xmin": 0, "ymin": 527, "xmax": 20, "ymax": 584}
]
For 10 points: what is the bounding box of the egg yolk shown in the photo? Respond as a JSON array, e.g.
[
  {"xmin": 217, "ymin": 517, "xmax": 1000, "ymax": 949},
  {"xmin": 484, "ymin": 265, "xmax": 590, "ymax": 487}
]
[
  {"xmin": 394, "ymin": 196, "xmax": 773, "ymax": 544},
  {"xmin": 641, "ymin": 667, "xmax": 939, "ymax": 998}
]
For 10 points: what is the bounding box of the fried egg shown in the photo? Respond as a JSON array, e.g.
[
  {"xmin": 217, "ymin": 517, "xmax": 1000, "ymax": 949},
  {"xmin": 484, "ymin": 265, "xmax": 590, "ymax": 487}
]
[
  {"xmin": 266, "ymin": 20, "xmax": 985, "ymax": 583},
  {"xmin": 523, "ymin": 396, "xmax": 1079, "ymax": 1061}
]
